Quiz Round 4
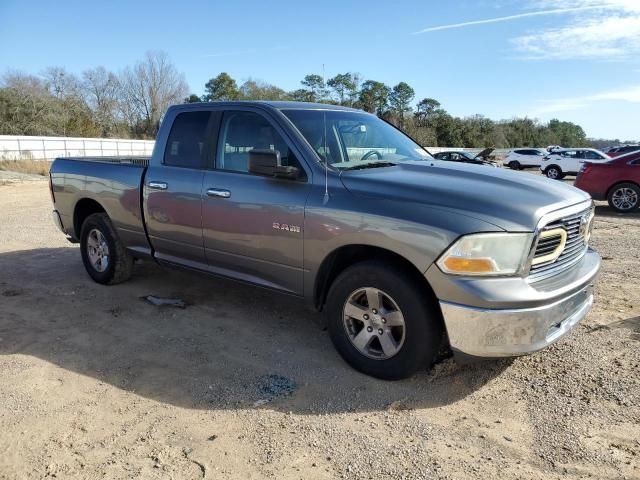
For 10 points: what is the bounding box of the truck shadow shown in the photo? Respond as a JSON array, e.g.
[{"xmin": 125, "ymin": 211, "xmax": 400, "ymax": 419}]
[
  {"xmin": 594, "ymin": 204, "xmax": 640, "ymax": 220},
  {"xmin": 0, "ymin": 247, "xmax": 511, "ymax": 414}
]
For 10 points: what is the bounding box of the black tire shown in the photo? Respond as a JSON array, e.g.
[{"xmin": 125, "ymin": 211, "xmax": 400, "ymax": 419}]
[
  {"xmin": 325, "ymin": 261, "xmax": 443, "ymax": 380},
  {"xmin": 607, "ymin": 182, "xmax": 640, "ymax": 213},
  {"xmin": 509, "ymin": 161, "xmax": 521, "ymax": 170},
  {"xmin": 80, "ymin": 213, "xmax": 133, "ymax": 284},
  {"xmin": 545, "ymin": 165, "xmax": 563, "ymax": 180}
]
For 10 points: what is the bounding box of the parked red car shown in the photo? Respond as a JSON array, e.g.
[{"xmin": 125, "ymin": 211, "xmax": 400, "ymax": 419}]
[
  {"xmin": 574, "ymin": 150, "xmax": 640, "ymax": 212},
  {"xmin": 605, "ymin": 145, "xmax": 640, "ymax": 158}
]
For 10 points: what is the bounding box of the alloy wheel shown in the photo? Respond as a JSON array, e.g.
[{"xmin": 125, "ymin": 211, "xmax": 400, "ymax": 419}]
[
  {"xmin": 342, "ymin": 287, "xmax": 406, "ymax": 360},
  {"xmin": 86, "ymin": 228, "xmax": 110, "ymax": 272},
  {"xmin": 612, "ymin": 187, "xmax": 639, "ymax": 211}
]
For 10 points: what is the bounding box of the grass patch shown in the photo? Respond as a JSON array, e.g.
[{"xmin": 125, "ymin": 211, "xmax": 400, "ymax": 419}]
[{"xmin": 0, "ymin": 160, "xmax": 52, "ymax": 176}]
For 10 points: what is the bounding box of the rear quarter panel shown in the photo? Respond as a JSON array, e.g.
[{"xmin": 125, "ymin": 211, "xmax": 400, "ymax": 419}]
[{"xmin": 50, "ymin": 159, "xmax": 148, "ymax": 253}]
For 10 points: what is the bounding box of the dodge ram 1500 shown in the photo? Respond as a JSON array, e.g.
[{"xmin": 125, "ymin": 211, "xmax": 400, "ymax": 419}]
[{"xmin": 50, "ymin": 101, "xmax": 600, "ymax": 379}]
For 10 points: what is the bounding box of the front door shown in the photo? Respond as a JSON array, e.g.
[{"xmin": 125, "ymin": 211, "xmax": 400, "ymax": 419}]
[{"xmin": 201, "ymin": 109, "xmax": 310, "ymax": 295}]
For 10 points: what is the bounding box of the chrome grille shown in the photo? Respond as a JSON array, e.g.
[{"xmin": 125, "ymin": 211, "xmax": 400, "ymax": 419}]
[{"xmin": 528, "ymin": 207, "xmax": 592, "ymax": 282}]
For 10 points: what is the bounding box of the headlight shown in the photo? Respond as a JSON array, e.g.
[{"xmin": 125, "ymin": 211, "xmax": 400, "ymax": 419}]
[{"xmin": 437, "ymin": 233, "xmax": 533, "ymax": 276}]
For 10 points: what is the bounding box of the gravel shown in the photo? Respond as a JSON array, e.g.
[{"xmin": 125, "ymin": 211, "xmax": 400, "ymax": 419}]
[{"xmin": 0, "ymin": 181, "xmax": 638, "ymax": 480}]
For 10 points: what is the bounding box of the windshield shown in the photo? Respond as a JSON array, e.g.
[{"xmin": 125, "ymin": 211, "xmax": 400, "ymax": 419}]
[{"xmin": 282, "ymin": 109, "xmax": 432, "ymax": 169}]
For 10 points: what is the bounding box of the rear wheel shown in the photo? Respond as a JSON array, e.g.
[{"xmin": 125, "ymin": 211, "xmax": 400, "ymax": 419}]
[
  {"xmin": 325, "ymin": 261, "xmax": 443, "ymax": 380},
  {"xmin": 607, "ymin": 183, "xmax": 640, "ymax": 212},
  {"xmin": 545, "ymin": 165, "xmax": 564, "ymax": 180},
  {"xmin": 508, "ymin": 161, "xmax": 521, "ymax": 170},
  {"xmin": 80, "ymin": 213, "xmax": 133, "ymax": 284}
]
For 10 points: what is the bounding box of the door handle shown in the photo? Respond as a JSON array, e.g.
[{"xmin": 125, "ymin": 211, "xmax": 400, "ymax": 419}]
[
  {"xmin": 148, "ymin": 181, "xmax": 168, "ymax": 190},
  {"xmin": 207, "ymin": 188, "xmax": 231, "ymax": 198}
]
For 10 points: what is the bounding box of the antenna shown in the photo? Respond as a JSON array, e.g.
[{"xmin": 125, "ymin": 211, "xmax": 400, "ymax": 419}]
[{"xmin": 323, "ymin": 111, "xmax": 329, "ymax": 204}]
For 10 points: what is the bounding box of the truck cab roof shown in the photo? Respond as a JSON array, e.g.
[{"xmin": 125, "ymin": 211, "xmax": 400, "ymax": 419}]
[{"xmin": 169, "ymin": 101, "xmax": 362, "ymax": 113}]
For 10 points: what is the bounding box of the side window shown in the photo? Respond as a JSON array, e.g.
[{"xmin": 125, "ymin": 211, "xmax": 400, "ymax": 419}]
[
  {"xmin": 561, "ymin": 150, "xmax": 577, "ymax": 158},
  {"xmin": 582, "ymin": 150, "xmax": 600, "ymax": 160},
  {"xmin": 164, "ymin": 111, "xmax": 213, "ymax": 168},
  {"xmin": 217, "ymin": 111, "xmax": 304, "ymax": 177}
]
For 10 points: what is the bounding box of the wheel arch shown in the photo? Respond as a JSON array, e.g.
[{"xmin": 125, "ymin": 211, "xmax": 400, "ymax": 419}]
[
  {"xmin": 606, "ymin": 180, "xmax": 640, "ymax": 199},
  {"xmin": 73, "ymin": 198, "xmax": 106, "ymax": 238},
  {"xmin": 313, "ymin": 244, "xmax": 438, "ymax": 312}
]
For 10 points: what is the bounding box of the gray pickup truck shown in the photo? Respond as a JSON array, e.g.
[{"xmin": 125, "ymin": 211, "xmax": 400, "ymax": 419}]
[{"xmin": 50, "ymin": 101, "xmax": 600, "ymax": 379}]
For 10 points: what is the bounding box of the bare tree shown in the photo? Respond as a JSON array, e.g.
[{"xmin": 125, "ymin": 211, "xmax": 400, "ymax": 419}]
[
  {"xmin": 119, "ymin": 51, "xmax": 188, "ymax": 137},
  {"xmin": 82, "ymin": 67, "xmax": 120, "ymax": 136},
  {"xmin": 41, "ymin": 67, "xmax": 88, "ymax": 136},
  {"xmin": 42, "ymin": 67, "xmax": 82, "ymax": 99}
]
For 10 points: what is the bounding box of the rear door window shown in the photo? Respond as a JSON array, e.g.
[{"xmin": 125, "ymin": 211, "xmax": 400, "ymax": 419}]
[
  {"xmin": 582, "ymin": 150, "xmax": 602, "ymax": 160},
  {"xmin": 164, "ymin": 111, "xmax": 216, "ymax": 169}
]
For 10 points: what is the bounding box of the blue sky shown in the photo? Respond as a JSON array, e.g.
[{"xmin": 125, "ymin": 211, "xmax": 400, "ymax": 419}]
[{"xmin": 1, "ymin": 0, "xmax": 639, "ymax": 140}]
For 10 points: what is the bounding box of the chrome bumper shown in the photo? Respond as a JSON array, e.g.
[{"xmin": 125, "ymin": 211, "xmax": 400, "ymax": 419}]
[{"xmin": 440, "ymin": 282, "xmax": 595, "ymax": 357}]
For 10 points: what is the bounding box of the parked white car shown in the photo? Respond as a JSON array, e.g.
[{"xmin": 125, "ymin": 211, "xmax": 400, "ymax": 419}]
[
  {"xmin": 503, "ymin": 149, "xmax": 547, "ymax": 169},
  {"xmin": 540, "ymin": 148, "xmax": 610, "ymax": 179}
]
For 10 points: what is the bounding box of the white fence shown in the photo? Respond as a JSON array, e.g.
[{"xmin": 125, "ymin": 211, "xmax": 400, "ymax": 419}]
[
  {"xmin": 0, "ymin": 135, "xmax": 155, "ymax": 161},
  {"xmin": 0, "ymin": 135, "xmax": 511, "ymax": 162}
]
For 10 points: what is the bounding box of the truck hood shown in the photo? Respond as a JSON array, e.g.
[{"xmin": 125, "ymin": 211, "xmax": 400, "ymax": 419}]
[{"xmin": 339, "ymin": 160, "xmax": 591, "ymax": 231}]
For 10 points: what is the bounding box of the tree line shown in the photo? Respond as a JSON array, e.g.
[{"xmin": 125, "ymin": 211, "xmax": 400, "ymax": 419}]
[
  {"xmin": 0, "ymin": 51, "xmax": 188, "ymax": 139},
  {"xmin": 1, "ymin": 51, "xmax": 632, "ymax": 147},
  {"xmin": 193, "ymin": 72, "xmax": 600, "ymax": 148}
]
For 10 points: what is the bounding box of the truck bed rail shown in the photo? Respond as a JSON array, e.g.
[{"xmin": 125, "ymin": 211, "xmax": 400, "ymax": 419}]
[{"xmin": 56, "ymin": 156, "xmax": 150, "ymax": 167}]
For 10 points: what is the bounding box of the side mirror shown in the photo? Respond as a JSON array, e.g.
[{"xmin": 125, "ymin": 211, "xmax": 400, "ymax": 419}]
[{"xmin": 248, "ymin": 149, "xmax": 299, "ymax": 179}]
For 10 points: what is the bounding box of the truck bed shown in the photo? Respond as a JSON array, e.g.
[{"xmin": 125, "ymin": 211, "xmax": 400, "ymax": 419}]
[{"xmin": 50, "ymin": 156, "xmax": 151, "ymax": 256}]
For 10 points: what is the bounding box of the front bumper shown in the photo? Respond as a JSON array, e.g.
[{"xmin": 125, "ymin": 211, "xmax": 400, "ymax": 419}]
[{"xmin": 429, "ymin": 249, "xmax": 600, "ymax": 357}]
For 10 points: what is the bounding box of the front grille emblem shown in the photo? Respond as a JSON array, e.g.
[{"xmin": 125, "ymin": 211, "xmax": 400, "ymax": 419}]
[{"xmin": 578, "ymin": 215, "xmax": 588, "ymax": 239}]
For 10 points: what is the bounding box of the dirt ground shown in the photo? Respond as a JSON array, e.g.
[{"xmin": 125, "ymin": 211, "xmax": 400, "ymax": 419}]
[{"xmin": 0, "ymin": 177, "xmax": 638, "ymax": 480}]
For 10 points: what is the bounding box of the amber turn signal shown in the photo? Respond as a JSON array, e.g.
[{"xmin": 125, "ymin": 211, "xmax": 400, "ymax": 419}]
[{"xmin": 442, "ymin": 257, "xmax": 496, "ymax": 273}]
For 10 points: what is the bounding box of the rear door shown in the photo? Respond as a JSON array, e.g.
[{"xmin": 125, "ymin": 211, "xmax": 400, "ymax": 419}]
[
  {"xmin": 558, "ymin": 150, "xmax": 578, "ymax": 172},
  {"xmin": 525, "ymin": 149, "xmax": 543, "ymax": 167},
  {"xmin": 144, "ymin": 110, "xmax": 219, "ymax": 267},
  {"xmin": 201, "ymin": 108, "xmax": 311, "ymax": 295}
]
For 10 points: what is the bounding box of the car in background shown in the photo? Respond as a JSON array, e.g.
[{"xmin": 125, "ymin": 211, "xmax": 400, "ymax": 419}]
[
  {"xmin": 433, "ymin": 148, "xmax": 498, "ymax": 167},
  {"xmin": 540, "ymin": 148, "xmax": 609, "ymax": 179},
  {"xmin": 546, "ymin": 145, "xmax": 562, "ymax": 152},
  {"xmin": 503, "ymin": 149, "xmax": 546, "ymax": 170},
  {"xmin": 574, "ymin": 150, "xmax": 640, "ymax": 212},
  {"xmin": 605, "ymin": 145, "xmax": 640, "ymax": 158}
]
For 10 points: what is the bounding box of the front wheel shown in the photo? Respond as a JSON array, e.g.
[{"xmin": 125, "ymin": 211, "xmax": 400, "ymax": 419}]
[
  {"xmin": 80, "ymin": 213, "xmax": 133, "ymax": 284},
  {"xmin": 325, "ymin": 261, "xmax": 443, "ymax": 380},
  {"xmin": 545, "ymin": 165, "xmax": 564, "ymax": 180},
  {"xmin": 608, "ymin": 183, "xmax": 640, "ymax": 212}
]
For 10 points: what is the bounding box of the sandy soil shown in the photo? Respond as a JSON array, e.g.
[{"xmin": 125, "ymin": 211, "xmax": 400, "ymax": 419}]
[{"xmin": 0, "ymin": 180, "xmax": 638, "ymax": 480}]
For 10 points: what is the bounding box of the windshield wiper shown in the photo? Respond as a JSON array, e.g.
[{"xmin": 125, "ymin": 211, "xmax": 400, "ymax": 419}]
[{"xmin": 341, "ymin": 161, "xmax": 397, "ymax": 171}]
